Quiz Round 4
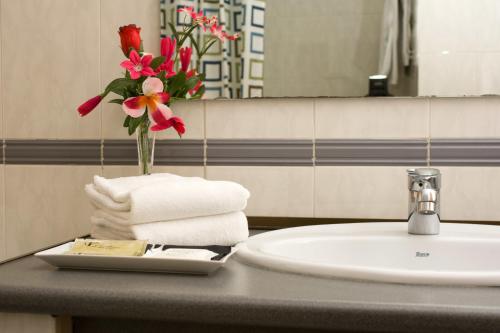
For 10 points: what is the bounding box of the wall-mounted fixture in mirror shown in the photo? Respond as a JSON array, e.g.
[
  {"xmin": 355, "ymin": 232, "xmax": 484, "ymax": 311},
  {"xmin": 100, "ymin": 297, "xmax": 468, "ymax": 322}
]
[{"xmin": 160, "ymin": 0, "xmax": 500, "ymax": 99}]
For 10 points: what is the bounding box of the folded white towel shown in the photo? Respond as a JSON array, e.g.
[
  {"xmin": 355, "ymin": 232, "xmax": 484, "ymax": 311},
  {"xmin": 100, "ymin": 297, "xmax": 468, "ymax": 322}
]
[
  {"xmin": 91, "ymin": 211, "xmax": 249, "ymax": 246},
  {"xmin": 85, "ymin": 173, "xmax": 250, "ymax": 225},
  {"xmin": 92, "ymin": 174, "xmax": 181, "ymax": 203}
]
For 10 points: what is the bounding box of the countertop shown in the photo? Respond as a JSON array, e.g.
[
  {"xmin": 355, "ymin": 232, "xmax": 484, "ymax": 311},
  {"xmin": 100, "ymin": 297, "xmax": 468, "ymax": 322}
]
[{"xmin": 1, "ymin": 250, "xmax": 500, "ymax": 332}]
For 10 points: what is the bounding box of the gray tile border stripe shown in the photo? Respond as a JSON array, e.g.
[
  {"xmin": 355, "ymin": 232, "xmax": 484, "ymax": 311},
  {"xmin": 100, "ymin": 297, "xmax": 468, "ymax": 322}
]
[
  {"xmin": 5, "ymin": 138, "xmax": 500, "ymax": 167},
  {"xmin": 316, "ymin": 139, "xmax": 428, "ymax": 166},
  {"xmin": 430, "ymin": 139, "xmax": 500, "ymax": 166},
  {"xmin": 207, "ymin": 139, "xmax": 313, "ymax": 166},
  {"xmin": 5, "ymin": 140, "xmax": 101, "ymax": 165},
  {"xmin": 103, "ymin": 139, "xmax": 204, "ymax": 166}
]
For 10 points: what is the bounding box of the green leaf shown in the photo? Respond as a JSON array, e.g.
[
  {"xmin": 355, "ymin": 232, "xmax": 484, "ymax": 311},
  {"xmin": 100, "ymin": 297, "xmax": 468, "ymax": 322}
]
[
  {"xmin": 127, "ymin": 117, "xmax": 142, "ymax": 135},
  {"xmin": 188, "ymin": 34, "xmax": 201, "ymax": 56},
  {"xmin": 168, "ymin": 23, "xmax": 180, "ymax": 41},
  {"xmin": 200, "ymin": 39, "xmax": 218, "ymax": 57},
  {"xmin": 156, "ymin": 70, "xmax": 167, "ymax": 81},
  {"xmin": 190, "ymin": 84, "xmax": 205, "ymax": 99},
  {"xmin": 150, "ymin": 56, "xmax": 166, "ymax": 70},
  {"xmin": 123, "ymin": 115, "xmax": 131, "ymax": 128},
  {"xmin": 185, "ymin": 76, "xmax": 200, "ymax": 90},
  {"xmin": 167, "ymin": 71, "xmax": 187, "ymax": 96},
  {"xmin": 109, "ymin": 98, "xmax": 124, "ymax": 105},
  {"xmin": 103, "ymin": 78, "xmax": 137, "ymax": 97}
]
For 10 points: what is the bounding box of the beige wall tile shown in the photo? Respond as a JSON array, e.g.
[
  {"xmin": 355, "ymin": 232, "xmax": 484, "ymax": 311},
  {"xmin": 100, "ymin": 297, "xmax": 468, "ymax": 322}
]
[
  {"xmin": 315, "ymin": 98, "xmax": 429, "ymax": 139},
  {"xmin": 0, "ymin": 313, "xmax": 56, "ymax": 333},
  {"xmin": 157, "ymin": 100, "xmax": 205, "ymax": 140},
  {"xmin": 103, "ymin": 165, "xmax": 204, "ymax": 178},
  {"xmin": 430, "ymin": 97, "xmax": 500, "ymax": 138},
  {"xmin": 418, "ymin": 53, "xmax": 478, "ymax": 97},
  {"xmin": 4, "ymin": 165, "xmax": 100, "ymax": 258},
  {"xmin": 0, "ymin": 1, "xmax": 2, "ymax": 140},
  {"xmin": 206, "ymin": 166, "xmax": 314, "ymax": 217},
  {"xmin": 264, "ymin": 0, "xmax": 384, "ymax": 98},
  {"xmin": 315, "ymin": 166, "xmax": 408, "ymax": 219},
  {"xmin": 438, "ymin": 167, "xmax": 500, "ymax": 221},
  {"xmin": 205, "ymin": 99, "xmax": 314, "ymax": 139},
  {"xmin": 101, "ymin": 0, "xmax": 161, "ymax": 139},
  {"xmin": 0, "ymin": 165, "xmax": 4, "ymax": 262},
  {"xmin": 1, "ymin": 0, "xmax": 101, "ymax": 139}
]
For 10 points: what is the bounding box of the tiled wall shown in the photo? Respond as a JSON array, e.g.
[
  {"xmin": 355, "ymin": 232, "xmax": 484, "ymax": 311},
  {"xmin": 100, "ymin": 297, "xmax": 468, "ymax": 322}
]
[
  {"xmin": 417, "ymin": 0, "xmax": 500, "ymax": 96},
  {"xmin": 1, "ymin": 0, "xmax": 500, "ymax": 265},
  {"xmin": 0, "ymin": 0, "xmax": 164, "ymax": 262},
  {"xmin": 265, "ymin": 0, "xmax": 386, "ymax": 97}
]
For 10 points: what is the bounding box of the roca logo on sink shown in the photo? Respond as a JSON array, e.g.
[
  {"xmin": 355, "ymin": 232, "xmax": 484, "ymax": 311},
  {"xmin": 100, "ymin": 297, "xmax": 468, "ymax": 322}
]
[{"xmin": 416, "ymin": 252, "xmax": 430, "ymax": 257}]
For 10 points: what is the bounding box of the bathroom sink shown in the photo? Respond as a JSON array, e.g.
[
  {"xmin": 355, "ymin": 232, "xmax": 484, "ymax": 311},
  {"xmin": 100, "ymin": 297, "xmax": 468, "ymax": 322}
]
[{"xmin": 236, "ymin": 222, "xmax": 500, "ymax": 286}]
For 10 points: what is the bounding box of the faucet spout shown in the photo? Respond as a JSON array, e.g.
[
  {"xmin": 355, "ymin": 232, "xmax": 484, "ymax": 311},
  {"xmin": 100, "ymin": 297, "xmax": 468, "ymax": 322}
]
[{"xmin": 407, "ymin": 168, "xmax": 441, "ymax": 235}]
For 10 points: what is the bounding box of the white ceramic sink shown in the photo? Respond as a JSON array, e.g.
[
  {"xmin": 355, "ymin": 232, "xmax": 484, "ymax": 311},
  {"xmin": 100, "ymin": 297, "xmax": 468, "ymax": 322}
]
[{"xmin": 236, "ymin": 223, "xmax": 500, "ymax": 286}]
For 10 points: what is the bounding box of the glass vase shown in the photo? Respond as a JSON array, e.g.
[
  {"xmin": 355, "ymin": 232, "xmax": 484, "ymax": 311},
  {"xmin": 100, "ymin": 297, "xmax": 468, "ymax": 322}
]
[{"xmin": 136, "ymin": 120, "xmax": 156, "ymax": 175}]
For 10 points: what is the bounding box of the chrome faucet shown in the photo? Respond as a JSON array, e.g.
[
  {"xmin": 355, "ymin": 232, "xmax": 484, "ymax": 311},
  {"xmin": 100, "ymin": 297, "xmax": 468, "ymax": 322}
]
[{"xmin": 407, "ymin": 168, "xmax": 441, "ymax": 235}]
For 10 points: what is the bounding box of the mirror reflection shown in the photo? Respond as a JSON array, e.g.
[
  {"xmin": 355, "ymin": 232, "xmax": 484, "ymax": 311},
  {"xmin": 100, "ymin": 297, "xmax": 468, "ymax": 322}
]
[{"xmin": 160, "ymin": 0, "xmax": 500, "ymax": 99}]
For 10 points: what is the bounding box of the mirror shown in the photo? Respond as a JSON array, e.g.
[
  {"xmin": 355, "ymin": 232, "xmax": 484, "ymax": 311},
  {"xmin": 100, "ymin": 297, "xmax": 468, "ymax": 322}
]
[{"xmin": 160, "ymin": 0, "xmax": 500, "ymax": 98}]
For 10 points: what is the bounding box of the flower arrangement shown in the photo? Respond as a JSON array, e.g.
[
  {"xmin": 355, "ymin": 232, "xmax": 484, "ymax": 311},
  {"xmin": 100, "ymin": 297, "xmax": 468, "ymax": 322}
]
[{"xmin": 76, "ymin": 7, "xmax": 239, "ymax": 174}]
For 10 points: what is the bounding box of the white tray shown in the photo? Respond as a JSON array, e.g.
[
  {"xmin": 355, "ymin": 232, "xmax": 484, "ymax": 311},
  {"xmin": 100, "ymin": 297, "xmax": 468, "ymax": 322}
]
[{"xmin": 35, "ymin": 242, "xmax": 236, "ymax": 275}]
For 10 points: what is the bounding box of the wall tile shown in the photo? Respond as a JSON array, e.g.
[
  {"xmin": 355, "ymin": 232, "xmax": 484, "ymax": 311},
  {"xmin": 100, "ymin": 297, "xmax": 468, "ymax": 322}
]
[
  {"xmin": 314, "ymin": 166, "xmax": 408, "ymax": 219},
  {"xmin": 315, "ymin": 98, "xmax": 429, "ymax": 139},
  {"xmin": 0, "ymin": 165, "xmax": 4, "ymax": 262},
  {"xmin": 157, "ymin": 100, "xmax": 205, "ymax": 140},
  {"xmin": 418, "ymin": 53, "xmax": 478, "ymax": 97},
  {"xmin": 101, "ymin": 0, "xmax": 160, "ymax": 139},
  {"xmin": 1, "ymin": 0, "xmax": 101, "ymax": 139},
  {"xmin": 477, "ymin": 53, "xmax": 500, "ymax": 96},
  {"xmin": 205, "ymin": 99, "xmax": 314, "ymax": 139},
  {"xmin": 0, "ymin": 313, "xmax": 56, "ymax": 333},
  {"xmin": 438, "ymin": 167, "xmax": 500, "ymax": 221},
  {"xmin": 4, "ymin": 165, "xmax": 100, "ymax": 258},
  {"xmin": 103, "ymin": 165, "xmax": 204, "ymax": 178},
  {"xmin": 430, "ymin": 97, "xmax": 500, "ymax": 138},
  {"xmin": 0, "ymin": 0, "xmax": 2, "ymax": 140},
  {"xmin": 206, "ymin": 166, "xmax": 314, "ymax": 217}
]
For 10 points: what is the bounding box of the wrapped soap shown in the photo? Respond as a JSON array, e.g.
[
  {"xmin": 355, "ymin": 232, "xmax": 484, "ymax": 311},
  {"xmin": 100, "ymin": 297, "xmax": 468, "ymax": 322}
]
[
  {"xmin": 143, "ymin": 248, "xmax": 218, "ymax": 260},
  {"xmin": 66, "ymin": 239, "xmax": 147, "ymax": 257}
]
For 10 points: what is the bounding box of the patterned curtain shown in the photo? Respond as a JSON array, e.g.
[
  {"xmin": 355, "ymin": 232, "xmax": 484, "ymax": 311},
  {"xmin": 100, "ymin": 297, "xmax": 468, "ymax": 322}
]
[{"xmin": 160, "ymin": 0, "xmax": 265, "ymax": 98}]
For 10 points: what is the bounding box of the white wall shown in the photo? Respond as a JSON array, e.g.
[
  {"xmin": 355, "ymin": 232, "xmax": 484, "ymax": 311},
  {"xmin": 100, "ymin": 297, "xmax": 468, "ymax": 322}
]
[
  {"xmin": 417, "ymin": 0, "xmax": 500, "ymax": 96},
  {"xmin": 264, "ymin": 0, "xmax": 385, "ymax": 97}
]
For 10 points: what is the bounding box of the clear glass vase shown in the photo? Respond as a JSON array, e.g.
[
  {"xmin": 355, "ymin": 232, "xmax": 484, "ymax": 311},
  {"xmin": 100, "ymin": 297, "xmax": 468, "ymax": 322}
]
[{"xmin": 136, "ymin": 120, "xmax": 156, "ymax": 175}]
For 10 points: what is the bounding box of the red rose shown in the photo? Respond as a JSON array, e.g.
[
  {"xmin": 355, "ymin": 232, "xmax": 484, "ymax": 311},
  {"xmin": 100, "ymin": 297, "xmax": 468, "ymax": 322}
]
[{"xmin": 118, "ymin": 24, "xmax": 142, "ymax": 57}]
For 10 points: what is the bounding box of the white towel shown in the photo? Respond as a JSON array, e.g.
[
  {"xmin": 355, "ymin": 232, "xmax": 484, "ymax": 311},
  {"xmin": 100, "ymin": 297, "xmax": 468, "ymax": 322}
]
[
  {"xmin": 85, "ymin": 173, "xmax": 250, "ymax": 225},
  {"xmin": 91, "ymin": 211, "xmax": 249, "ymax": 246}
]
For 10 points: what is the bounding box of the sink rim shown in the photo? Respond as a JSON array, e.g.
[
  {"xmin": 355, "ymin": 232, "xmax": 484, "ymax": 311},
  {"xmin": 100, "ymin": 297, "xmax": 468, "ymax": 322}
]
[{"xmin": 236, "ymin": 222, "xmax": 500, "ymax": 286}]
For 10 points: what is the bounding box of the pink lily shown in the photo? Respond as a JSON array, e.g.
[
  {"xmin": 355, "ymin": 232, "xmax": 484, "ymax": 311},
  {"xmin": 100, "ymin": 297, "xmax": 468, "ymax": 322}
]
[
  {"xmin": 210, "ymin": 23, "xmax": 226, "ymax": 41},
  {"xmin": 122, "ymin": 77, "xmax": 172, "ymax": 127},
  {"xmin": 226, "ymin": 32, "xmax": 240, "ymax": 41},
  {"xmin": 157, "ymin": 58, "xmax": 176, "ymax": 78},
  {"xmin": 151, "ymin": 116, "xmax": 186, "ymax": 136},
  {"xmin": 177, "ymin": 6, "xmax": 195, "ymax": 17},
  {"xmin": 208, "ymin": 16, "xmax": 218, "ymax": 25},
  {"xmin": 177, "ymin": 6, "xmax": 208, "ymax": 31},
  {"xmin": 179, "ymin": 47, "xmax": 192, "ymax": 72},
  {"xmin": 192, "ymin": 10, "xmax": 208, "ymax": 31},
  {"xmin": 160, "ymin": 36, "xmax": 176, "ymax": 61},
  {"xmin": 120, "ymin": 50, "xmax": 155, "ymax": 79}
]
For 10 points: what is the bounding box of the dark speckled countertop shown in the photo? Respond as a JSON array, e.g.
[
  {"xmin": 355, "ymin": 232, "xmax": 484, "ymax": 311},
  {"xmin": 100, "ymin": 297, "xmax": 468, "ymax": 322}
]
[{"xmin": 1, "ymin": 248, "xmax": 500, "ymax": 332}]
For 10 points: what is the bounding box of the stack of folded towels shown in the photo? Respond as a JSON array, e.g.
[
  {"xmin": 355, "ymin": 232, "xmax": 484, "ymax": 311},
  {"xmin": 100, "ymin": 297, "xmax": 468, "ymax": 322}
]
[{"xmin": 84, "ymin": 173, "xmax": 250, "ymax": 246}]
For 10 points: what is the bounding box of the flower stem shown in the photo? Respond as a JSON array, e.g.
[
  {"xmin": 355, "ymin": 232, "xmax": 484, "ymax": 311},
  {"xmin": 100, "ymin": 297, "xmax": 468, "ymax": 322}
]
[{"xmin": 137, "ymin": 119, "xmax": 154, "ymax": 175}]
